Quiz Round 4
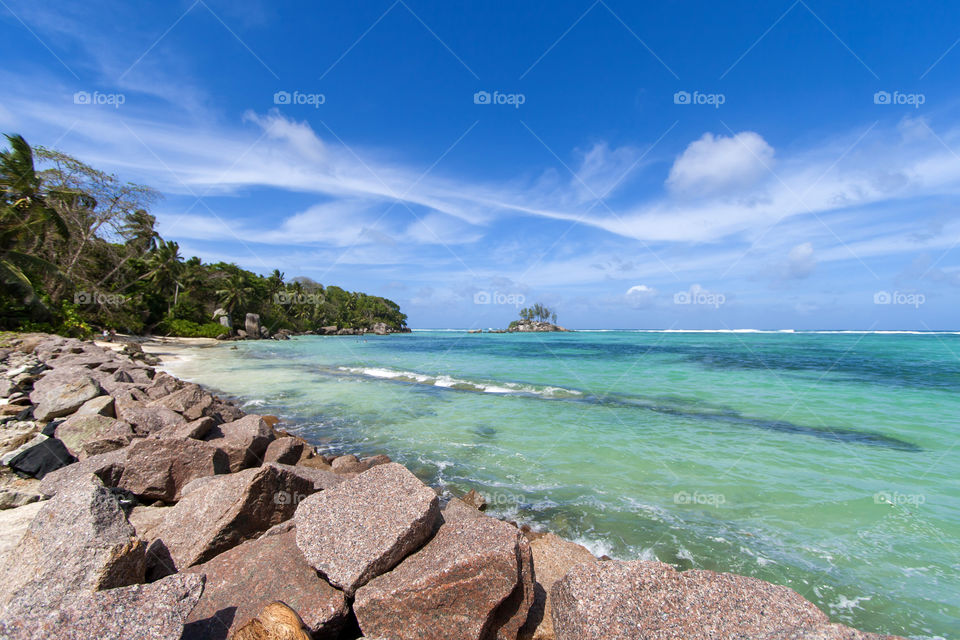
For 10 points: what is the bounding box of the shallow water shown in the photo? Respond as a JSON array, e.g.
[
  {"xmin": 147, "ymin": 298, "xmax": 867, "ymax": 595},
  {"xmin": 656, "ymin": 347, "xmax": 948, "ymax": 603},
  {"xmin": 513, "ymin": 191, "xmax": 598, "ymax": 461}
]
[{"xmin": 163, "ymin": 331, "xmax": 960, "ymax": 639}]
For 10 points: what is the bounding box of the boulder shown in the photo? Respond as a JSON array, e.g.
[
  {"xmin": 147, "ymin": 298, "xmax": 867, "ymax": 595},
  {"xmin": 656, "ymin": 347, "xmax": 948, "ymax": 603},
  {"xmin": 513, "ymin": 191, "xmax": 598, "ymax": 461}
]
[
  {"xmin": 519, "ymin": 533, "xmax": 597, "ymax": 640},
  {"xmin": 127, "ymin": 504, "xmax": 170, "ymax": 539},
  {"xmin": 204, "ymin": 414, "xmax": 274, "ymax": 472},
  {"xmin": 372, "ymin": 322, "xmax": 388, "ymax": 335},
  {"xmin": 294, "ymin": 462, "xmax": 439, "ymax": 595},
  {"xmin": 159, "ymin": 415, "xmax": 215, "ymax": 440},
  {"xmin": 0, "ymin": 501, "xmax": 44, "ymax": 566},
  {"xmin": 182, "ymin": 529, "xmax": 349, "ymax": 639},
  {"xmin": 264, "ymin": 436, "xmax": 305, "ymax": 465},
  {"xmin": 118, "ymin": 437, "xmax": 230, "ymax": 502},
  {"xmin": 54, "ymin": 414, "xmax": 133, "ymax": 458},
  {"xmin": 354, "ymin": 517, "xmax": 534, "ymax": 640},
  {"xmin": 462, "ymin": 488, "xmax": 487, "ymax": 511},
  {"xmin": 272, "ymin": 462, "xmax": 344, "ymax": 492},
  {"xmin": 0, "ymin": 573, "xmax": 205, "ymax": 640},
  {"xmin": 440, "ymin": 496, "xmax": 486, "ymax": 525},
  {"xmin": 330, "ymin": 453, "xmax": 391, "ymax": 474},
  {"xmin": 6, "ymin": 436, "xmax": 75, "ymax": 479},
  {"xmin": 118, "ymin": 403, "xmax": 187, "ymax": 435},
  {"xmin": 0, "ymin": 474, "xmax": 145, "ymax": 614},
  {"xmin": 0, "ymin": 421, "xmax": 39, "ymax": 457},
  {"xmin": 229, "ymin": 602, "xmax": 313, "ymax": 640},
  {"xmin": 146, "ymin": 463, "xmax": 316, "ymax": 574},
  {"xmin": 550, "ymin": 561, "xmax": 834, "ymax": 640},
  {"xmin": 146, "ymin": 372, "xmax": 182, "ymax": 400},
  {"xmin": 38, "ymin": 448, "xmax": 128, "ymax": 497},
  {"xmin": 245, "ymin": 313, "xmax": 261, "ymax": 338},
  {"xmin": 148, "ymin": 384, "xmax": 214, "ymax": 420},
  {"xmin": 74, "ymin": 394, "xmax": 116, "ymax": 417},
  {"xmin": 29, "ymin": 374, "xmax": 102, "ymax": 421}
]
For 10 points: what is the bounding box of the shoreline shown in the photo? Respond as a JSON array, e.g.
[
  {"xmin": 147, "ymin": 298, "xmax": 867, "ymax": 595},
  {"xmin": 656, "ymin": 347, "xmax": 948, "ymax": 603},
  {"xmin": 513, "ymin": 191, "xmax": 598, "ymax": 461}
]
[{"xmin": 0, "ymin": 333, "xmax": 908, "ymax": 639}]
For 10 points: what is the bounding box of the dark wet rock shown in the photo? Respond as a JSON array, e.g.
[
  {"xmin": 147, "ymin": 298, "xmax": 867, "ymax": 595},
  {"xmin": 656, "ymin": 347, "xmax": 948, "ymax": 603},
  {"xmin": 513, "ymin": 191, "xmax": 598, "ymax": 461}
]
[
  {"xmin": 118, "ymin": 437, "xmax": 229, "ymax": 502},
  {"xmin": 0, "ymin": 474, "xmax": 145, "ymax": 615},
  {"xmin": 294, "ymin": 462, "xmax": 439, "ymax": 595},
  {"xmin": 183, "ymin": 529, "xmax": 349, "ymax": 639},
  {"xmin": 146, "ymin": 463, "xmax": 315, "ymax": 574},
  {"xmin": 354, "ymin": 517, "xmax": 533, "ymax": 640}
]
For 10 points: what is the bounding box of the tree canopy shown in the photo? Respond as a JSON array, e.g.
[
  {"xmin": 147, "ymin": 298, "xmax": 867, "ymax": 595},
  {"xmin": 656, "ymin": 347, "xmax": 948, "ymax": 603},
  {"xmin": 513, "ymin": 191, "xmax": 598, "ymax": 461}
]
[{"xmin": 0, "ymin": 134, "xmax": 407, "ymax": 337}]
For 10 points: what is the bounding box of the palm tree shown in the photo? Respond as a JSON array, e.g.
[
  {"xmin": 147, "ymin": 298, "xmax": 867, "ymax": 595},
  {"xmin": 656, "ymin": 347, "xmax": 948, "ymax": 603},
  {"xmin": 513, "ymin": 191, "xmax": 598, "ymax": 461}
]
[
  {"xmin": 140, "ymin": 240, "xmax": 182, "ymax": 313},
  {"xmin": 0, "ymin": 134, "xmax": 70, "ymax": 313},
  {"xmin": 216, "ymin": 274, "xmax": 253, "ymax": 318}
]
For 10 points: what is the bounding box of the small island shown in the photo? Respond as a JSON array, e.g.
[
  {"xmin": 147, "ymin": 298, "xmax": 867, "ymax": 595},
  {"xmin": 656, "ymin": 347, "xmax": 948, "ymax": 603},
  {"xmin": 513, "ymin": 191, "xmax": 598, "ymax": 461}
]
[{"xmin": 507, "ymin": 303, "xmax": 571, "ymax": 332}]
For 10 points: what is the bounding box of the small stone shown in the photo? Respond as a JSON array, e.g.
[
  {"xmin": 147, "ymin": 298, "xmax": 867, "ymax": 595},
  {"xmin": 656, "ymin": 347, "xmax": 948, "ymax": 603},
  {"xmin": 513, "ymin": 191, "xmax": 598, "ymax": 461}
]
[{"xmin": 229, "ymin": 602, "xmax": 313, "ymax": 640}]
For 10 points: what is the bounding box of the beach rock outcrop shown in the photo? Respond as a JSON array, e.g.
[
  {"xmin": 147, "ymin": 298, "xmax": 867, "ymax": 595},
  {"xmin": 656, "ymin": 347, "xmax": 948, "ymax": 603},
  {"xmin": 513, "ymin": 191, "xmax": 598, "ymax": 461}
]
[
  {"xmin": 0, "ymin": 573, "xmax": 205, "ymax": 640},
  {"xmin": 294, "ymin": 462, "xmax": 439, "ymax": 595},
  {"xmin": 29, "ymin": 374, "xmax": 102, "ymax": 421},
  {"xmin": 519, "ymin": 533, "xmax": 597, "ymax": 640},
  {"xmin": 118, "ymin": 437, "xmax": 230, "ymax": 502},
  {"xmin": 549, "ymin": 560, "xmax": 834, "ymax": 640},
  {"xmin": 264, "ymin": 436, "xmax": 305, "ymax": 464},
  {"xmin": 246, "ymin": 313, "xmax": 261, "ymax": 338},
  {"xmin": 146, "ymin": 463, "xmax": 314, "ymax": 574},
  {"xmin": 0, "ymin": 474, "xmax": 145, "ymax": 614},
  {"xmin": 204, "ymin": 414, "xmax": 274, "ymax": 472},
  {"xmin": 182, "ymin": 529, "xmax": 349, "ymax": 639},
  {"xmin": 353, "ymin": 517, "xmax": 534, "ymax": 640}
]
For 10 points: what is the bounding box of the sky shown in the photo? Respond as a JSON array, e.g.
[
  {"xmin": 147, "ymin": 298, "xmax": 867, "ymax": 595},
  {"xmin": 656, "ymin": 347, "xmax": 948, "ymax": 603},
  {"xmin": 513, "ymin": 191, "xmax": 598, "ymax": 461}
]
[{"xmin": 1, "ymin": 0, "xmax": 959, "ymax": 330}]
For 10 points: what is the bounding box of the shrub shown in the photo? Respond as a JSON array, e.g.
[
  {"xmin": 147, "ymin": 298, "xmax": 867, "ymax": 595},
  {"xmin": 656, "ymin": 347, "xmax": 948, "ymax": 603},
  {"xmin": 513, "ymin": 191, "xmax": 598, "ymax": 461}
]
[{"xmin": 157, "ymin": 317, "xmax": 225, "ymax": 338}]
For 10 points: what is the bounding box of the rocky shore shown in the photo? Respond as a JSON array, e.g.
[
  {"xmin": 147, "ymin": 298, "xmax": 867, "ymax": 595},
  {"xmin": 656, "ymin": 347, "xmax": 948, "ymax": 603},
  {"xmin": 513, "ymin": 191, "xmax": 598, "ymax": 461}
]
[
  {"xmin": 506, "ymin": 320, "xmax": 571, "ymax": 333},
  {"xmin": 0, "ymin": 333, "xmax": 904, "ymax": 639}
]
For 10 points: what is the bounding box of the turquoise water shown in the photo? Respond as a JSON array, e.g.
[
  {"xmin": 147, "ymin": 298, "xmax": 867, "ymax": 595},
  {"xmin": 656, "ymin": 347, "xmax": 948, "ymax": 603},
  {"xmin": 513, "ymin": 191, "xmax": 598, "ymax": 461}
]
[{"xmin": 163, "ymin": 331, "xmax": 960, "ymax": 639}]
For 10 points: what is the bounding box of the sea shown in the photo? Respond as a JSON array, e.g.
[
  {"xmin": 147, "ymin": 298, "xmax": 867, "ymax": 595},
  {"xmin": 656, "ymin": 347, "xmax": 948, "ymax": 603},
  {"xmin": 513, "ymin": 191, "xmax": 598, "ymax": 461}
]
[{"xmin": 161, "ymin": 329, "xmax": 960, "ymax": 639}]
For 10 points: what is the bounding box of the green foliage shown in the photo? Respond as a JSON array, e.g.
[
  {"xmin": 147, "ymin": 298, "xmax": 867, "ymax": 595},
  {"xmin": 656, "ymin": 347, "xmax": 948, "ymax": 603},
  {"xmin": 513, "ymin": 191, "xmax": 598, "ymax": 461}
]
[
  {"xmin": 156, "ymin": 317, "xmax": 226, "ymax": 338},
  {"xmin": 0, "ymin": 134, "xmax": 408, "ymax": 336},
  {"xmin": 518, "ymin": 303, "xmax": 556, "ymax": 323}
]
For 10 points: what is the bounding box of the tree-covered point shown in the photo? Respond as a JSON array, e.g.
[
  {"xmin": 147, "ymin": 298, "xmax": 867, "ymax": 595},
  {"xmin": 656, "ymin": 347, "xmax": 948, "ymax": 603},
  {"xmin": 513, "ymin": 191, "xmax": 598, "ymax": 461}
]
[
  {"xmin": 508, "ymin": 303, "xmax": 558, "ymax": 329},
  {"xmin": 0, "ymin": 134, "xmax": 407, "ymax": 337}
]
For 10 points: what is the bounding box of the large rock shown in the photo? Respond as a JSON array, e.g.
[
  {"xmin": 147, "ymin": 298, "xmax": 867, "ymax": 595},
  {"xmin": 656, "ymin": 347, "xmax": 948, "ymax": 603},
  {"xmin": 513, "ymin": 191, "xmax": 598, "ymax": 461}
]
[
  {"xmin": 294, "ymin": 462, "xmax": 440, "ymax": 595},
  {"xmin": 182, "ymin": 529, "xmax": 349, "ymax": 639},
  {"xmin": 0, "ymin": 573, "xmax": 205, "ymax": 640},
  {"xmin": 229, "ymin": 602, "xmax": 313, "ymax": 640},
  {"xmin": 0, "ymin": 474, "xmax": 145, "ymax": 614},
  {"xmin": 520, "ymin": 533, "xmax": 597, "ymax": 640},
  {"xmin": 0, "ymin": 420, "xmax": 38, "ymax": 457},
  {"xmin": 146, "ymin": 463, "xmax": 315, "ymax": 574},
  {"xmin": 204, "ymin": 414, "xmax": 274, "ymax": 472},
  {"xmin": 118, "ymin": 403, "xmax": 187, "ymax": 435},
  {"xmin": 550, "ymin": 561, "xmax": 837, "ymax": 640},
  {"xmin": 264, "ymin": 436, "xmax": 305, "ymax": 464},
  {"xmin": 29, "ymin": 374, "xmax": 102, "ymax": 421},
  {"xmin": 245, "ymin": 313, "xmax": 261, "ymax": 338},
  {"xmin": 146, "ymin": 371, "xmax": 182, "ymax": 400},
  {"xmin": 148, "ymin": 384, "xmax": 214, "ymax": 421},
  {"xmin": 73, "ymin": 394, "xmax": 116, "ymax": 417},
  {"xmin": 54, "ymin": 414, "xmax": 133, "ymax": 458},
  {"xmin": 118, "ymin": 437, "xmax": 230, "ymax": 502},
  {"xmin": 38, "ymin": 447, "xmax": 128, "ymax": 497},
  {"xmin": 0, "ymin": 501, "xmax": 44, "ymax": 566},
  {"xmin": 354, "ymin": 517, "xmax": 534, "ymax": 640}
]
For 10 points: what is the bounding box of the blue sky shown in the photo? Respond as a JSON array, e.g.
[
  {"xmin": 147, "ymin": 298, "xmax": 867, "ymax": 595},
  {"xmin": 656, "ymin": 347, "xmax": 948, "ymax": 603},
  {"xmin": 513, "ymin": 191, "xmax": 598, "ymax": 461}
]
[{"xmin": 1, "ymin": 0, "xmax": 959, "ymax": 329}]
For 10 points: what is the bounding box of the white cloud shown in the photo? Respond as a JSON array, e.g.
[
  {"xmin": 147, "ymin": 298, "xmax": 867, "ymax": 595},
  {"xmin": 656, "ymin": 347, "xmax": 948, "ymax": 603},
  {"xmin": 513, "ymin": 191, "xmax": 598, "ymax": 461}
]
[
  {"xmin": 785, "ymin": 241, "xmax": 816, "ymax": 279},
  {"xmin": 666, "ymin": 131, "xmax": 774, "ymax": 195},
  {"xmin": 626, "ymin": 284, "xmax": 657, "ymax": 307}
]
